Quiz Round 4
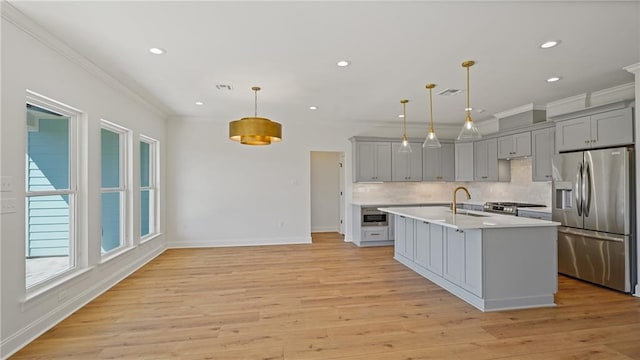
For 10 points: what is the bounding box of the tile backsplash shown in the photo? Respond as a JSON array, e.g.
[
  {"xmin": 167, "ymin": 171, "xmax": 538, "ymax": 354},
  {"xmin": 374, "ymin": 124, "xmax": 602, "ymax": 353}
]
[{"xmin": 352, "ymin": 158, "xmax": 551, "ymax": 206}]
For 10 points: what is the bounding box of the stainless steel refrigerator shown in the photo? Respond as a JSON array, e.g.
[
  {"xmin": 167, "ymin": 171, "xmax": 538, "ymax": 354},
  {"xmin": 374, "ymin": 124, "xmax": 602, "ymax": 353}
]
[{"xmin": 552, "ymin": 146, "xmax": 636, "ymax": 292}]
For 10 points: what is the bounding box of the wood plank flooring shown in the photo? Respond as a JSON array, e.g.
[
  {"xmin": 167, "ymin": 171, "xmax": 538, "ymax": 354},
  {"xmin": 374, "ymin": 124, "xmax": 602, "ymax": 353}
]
[{"xmin": 12, "ymin": 232, "xmax": 640, "ymax": 359}]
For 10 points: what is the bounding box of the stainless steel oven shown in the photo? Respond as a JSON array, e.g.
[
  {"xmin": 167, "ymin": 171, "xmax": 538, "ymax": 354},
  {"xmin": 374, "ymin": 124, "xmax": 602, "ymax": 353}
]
[{"xmin": 362, "ymin": 208, "xmax": 388, "ymax": 226}]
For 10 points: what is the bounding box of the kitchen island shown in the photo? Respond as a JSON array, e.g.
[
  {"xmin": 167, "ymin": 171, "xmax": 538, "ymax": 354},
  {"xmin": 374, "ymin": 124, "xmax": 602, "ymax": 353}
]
[{"xmin": 379, "ymin": 206, "xmax": 560, "ymax": 312}]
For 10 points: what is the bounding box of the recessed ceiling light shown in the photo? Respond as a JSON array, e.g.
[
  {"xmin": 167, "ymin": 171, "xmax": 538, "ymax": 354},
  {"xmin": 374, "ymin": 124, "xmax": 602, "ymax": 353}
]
[
  {"xmin": 195, "ymin": 101, "xmax": 204, "ymax": 106},
  {"xmin": 540, "ymin": 40, "xmax": 560, "ymax": 49},
  {"xmin": 149, "ymin": 47, "xmax": 166, "ymax": 55},
  {"xmin": 398, "ymin": 114, "xmax": 404, "ymax": 118},
  {"xmin": 309, "ymin": 106, "xmax": 318, "ymax": 110},
  {"xmin": 336, "ymin": 60, "xmax": 351, "ymax": 67},
  {"xmin": 547, "ymin": 76, "xmax": 562, "ymax": 83}
]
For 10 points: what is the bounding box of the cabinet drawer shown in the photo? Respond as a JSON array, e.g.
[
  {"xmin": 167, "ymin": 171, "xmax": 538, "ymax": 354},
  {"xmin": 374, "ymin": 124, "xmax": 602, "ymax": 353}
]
[{"xmin": 362, "ymin": 228, "xmax": 389, "ymax": 241}]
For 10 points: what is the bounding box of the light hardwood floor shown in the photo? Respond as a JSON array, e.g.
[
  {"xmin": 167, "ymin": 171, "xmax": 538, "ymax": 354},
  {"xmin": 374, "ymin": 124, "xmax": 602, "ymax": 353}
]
[{"xmin": 12, "ymin": 232, "xmax": 640, "ymax": 359}]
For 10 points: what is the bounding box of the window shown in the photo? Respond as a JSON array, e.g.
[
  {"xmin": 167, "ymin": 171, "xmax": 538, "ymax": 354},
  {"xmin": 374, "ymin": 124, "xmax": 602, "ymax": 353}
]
[
  {"xmin": 101, "ymin": 121, "xmax": 129, "ymax": 255},
  {"xmin": 25, "ymin": 95, "xmax": 79, "ymax": 289},
  {"xmin": 140, "ymin": 136, "xmax": 158, "ymax": 239}
]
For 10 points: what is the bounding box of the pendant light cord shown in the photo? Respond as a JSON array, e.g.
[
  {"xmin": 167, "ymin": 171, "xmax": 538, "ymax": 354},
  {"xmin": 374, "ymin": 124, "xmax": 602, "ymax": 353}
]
[
  {"xmin": 429, "ymin": 88, "xmax": 434, "ymax": 132},
  {"xmin": 403, "ymin": 101, "xmax": 407, "ymax": 137},
  {"xmin": 254, "ymin": 89, "xmax": 258, "ymax": 117},
  {"xmin": 466, "ymin": 65, "xmax": 471, "ymax": 118}
]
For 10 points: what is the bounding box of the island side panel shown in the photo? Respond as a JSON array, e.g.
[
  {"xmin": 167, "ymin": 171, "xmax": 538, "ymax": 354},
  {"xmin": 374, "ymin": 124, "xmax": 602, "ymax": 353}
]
[{"xmin": 482, "ymin": 226, "xmax": 558, "ymax": 310}]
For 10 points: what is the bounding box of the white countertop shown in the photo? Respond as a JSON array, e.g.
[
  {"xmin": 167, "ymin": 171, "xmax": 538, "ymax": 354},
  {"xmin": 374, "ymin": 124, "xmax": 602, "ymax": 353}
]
[
  {"xmin": 351, "ymin": 200, "xmax": 484, "ymax": 207},
  {"xmin": 517, "ymin": 206, "xmax": 552, "ymax": 214},
  {"xmin": 379, "ymin": 206, "xmax": 559, "ymax": 230}
]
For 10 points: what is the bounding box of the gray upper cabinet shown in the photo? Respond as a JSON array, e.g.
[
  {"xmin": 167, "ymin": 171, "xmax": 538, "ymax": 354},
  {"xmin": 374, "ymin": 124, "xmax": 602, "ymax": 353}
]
[
  {"xmin": 423, "ymin": 143, "xmax": 455, "ymax": 181},
  {"xmin": 497, "ymin": 132, "xmax": 531, "ymax": 159},
  {"xmin": 454, "ymin": 142, "xmax": 474, "ymax": 182},
  {"xmin": 474, "ymin": 138, "xmax": 510, "ymax": 182},
  {"xmin": 474, "ymin": 138, "xmax": 498, "ymax": 181},
  {"xmin": 556, "ymin": 107, "xmax": 633, "ymax": 152},
  {"xmin": 532, "ymin": 127, "xmax": 555, "ymax": 181},
  {"xmin": 392, "ymin": 142, "xmax": 422, "ymax": 181},
  {"xmin": 353, "ymin": 141, "xmax": 392, "ymax": 182}
]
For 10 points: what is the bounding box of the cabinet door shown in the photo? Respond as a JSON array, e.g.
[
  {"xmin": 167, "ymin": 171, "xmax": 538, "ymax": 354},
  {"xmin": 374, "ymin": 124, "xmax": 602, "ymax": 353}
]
[
  {"xmin": 427, "ymin": 223, "xmax": 444, "ymax": 276},
  {"xmin": 392, "ymin": 142, "xmax": 422, "ymax": 182},
  {"xmin": 375, "ymin": 142, "xmax": 392, "ymax": 182},
  {"xmin": 556, "ymin": 116, "xmax": 590, "ymax": 152},
  {"xmin": 474, "ymin": 139, "xmax": 493, "ymax": 181},
  {"xmin": 423, "ymin": 146, "xmax": 442, "ymax": 181},
  {"xmin": 441, "ymin": 143, "xmax": 455, "ymax": 181},
  {"xmin": 532, "ymin": 127, "xmax": 554, "ymax": 181},
  {"xmin": 394, "ymin": 216, "xmax": 406, "ymax": 257},
  {"xmin": 414, "ymin": 221, "xmax": 430, "ymax": 268},
  {"xmin": 462, "ymin": 230, "xmax": 483, "ymax": 297},
  {"xmin": 355, "ymin": 142, "xmax": 377, "ymax": 181},
  {"xmin": 405, "ymin": 218, "xmax": 415, "ymax": 261},
  {"xmin": 444, "ymin": 228, "xmax": 464, "ymax": 285},
  {"xmin": 590, "ymin": 108, "xmax": 633, "ymax": 149},
  {"xmin": 455, "ymin": 142, "xmax": 474, "ymax": 181},
  {"xmin": 497, "ymin": 136, "xmax": 513, "ymax": 159},
  {"xmin": 485, "ymin": 138, "xmax": 499, "ymax": 181},
  {"xmin": 513, "ymin": 132, "xmax": 532, "ymax": 157}
]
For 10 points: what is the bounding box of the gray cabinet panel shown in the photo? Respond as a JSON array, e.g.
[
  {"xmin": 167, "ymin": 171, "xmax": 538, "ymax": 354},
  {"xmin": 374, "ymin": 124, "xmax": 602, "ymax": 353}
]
[
  {"xmin": 556, "ymin": 116, "xmax": 590, "ymax": 152},
  {"xmin": 532, "ymin": 127, "xmax": 555, "ymax": 181},
  {"xmin": 414, "ymin": 221, "xmax": 429, "ymax": 268},
  {"xmin": 392, "ymin": 142, "xmax": 422, "ymax": 181},
  {"xmin": 444, "ymin": 228, "xmax": 464, "ymax": 284},
  {"xmin": 423, "ymin": 143, "xmax": 455, "ymax": 181},
  {"xmin": 354, "ymin": 142, "xmax": 392, "ymax": 182},
  {"xmin": 591, "ymin": 108, "xmax": 633, "ymax": 148},
  {"xmin": 427, "ymin": 223, "xmax": 444, "ymax": 276},
  {"xmin": 455, "ymin": 142, "xmax": 474, "ymax": 181}
]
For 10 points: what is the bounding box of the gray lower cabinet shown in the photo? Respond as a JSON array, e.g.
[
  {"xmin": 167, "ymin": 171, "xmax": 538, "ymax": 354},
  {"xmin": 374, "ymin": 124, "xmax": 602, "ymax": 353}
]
[
  {"xmin": 393, "ymin": 218, "xmax": 558, "ymax": 311},
  {"xmin": 423, "ymin": 143, "xmax": 455, "ymax": 181},
  {"xmin": 394, "ymin": 215, "xmax": 414, "ymax": 260},
  {"xmin": 392, "ymin": 142, "xmax": 423, "ymax": 181},
  {"xmin": 555, "ymin": 107, "xmax": 633, "ymax": 152},
  {"xmin": 531, "ymin": 127, "xmax": 555, "ymax": 181},
  {"xmin": 454, "ymin": 142, "xmax": 474, "ymax": 181},
  {"xmin": 414, "ymin": 220, "xmax": 444, "ymax": 276},
  {"xmin": 353, "ymin": 142, "xmax": 392, "ymax": 182}
]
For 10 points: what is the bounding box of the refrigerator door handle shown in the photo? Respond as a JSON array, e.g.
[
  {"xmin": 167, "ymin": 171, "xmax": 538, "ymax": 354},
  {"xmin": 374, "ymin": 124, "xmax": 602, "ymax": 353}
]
[
  {"xmin": 576, "ymin": 162, "xmax": 583, "ymax": 216},
  {"xmin": 584, "ymin": 161, "xmax": 592, "ymax": 217}
]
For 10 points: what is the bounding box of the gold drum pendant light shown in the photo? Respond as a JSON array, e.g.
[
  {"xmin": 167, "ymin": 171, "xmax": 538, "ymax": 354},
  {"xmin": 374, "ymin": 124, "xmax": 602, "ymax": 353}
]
[
  {"xmin": 457, "ymin": 60, "xmax": 482, "ymax": 140},
  {"xmin": 423, "ymin": 83, "xmax": 441, "ymax": 148},
  {"xmin": 398, "ymin": 99, "xmax": 412, "ymax": 153},
  {"xmin": 229, "ymin": 86, "xmax": 282, "ymax": 145}
]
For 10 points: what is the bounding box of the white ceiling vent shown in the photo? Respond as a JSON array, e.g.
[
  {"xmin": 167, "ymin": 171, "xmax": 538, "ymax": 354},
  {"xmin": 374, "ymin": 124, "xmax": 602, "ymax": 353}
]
[
  {"xmin": 216, "ymin": 84, "xmax": 233, "ymax": 91},
  {"xmin": 437, "ymin": 88, "xmax": 463, "ymax": 96}
]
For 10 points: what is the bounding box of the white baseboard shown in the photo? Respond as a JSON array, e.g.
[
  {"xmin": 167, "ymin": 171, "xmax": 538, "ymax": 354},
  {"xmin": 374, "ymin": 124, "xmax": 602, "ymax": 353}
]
[
  {"xmin": 167, "ymin": 236, "xmax": 312, "ymax": 249},
  {"xmin": 311, "ymin": 226, "xmax": 340, "ymax": 233},
  {"xmin": 1, "ymin": 244, "xmax": 166, "ymax": 359}
]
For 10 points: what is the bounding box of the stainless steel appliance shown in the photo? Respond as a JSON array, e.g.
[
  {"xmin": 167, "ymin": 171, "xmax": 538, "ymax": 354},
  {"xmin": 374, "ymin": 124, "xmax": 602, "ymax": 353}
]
[
  {"xmin": 552, "ymin": 146, "xmax": 636, "ymax": 292},
  {"xmin": 483, "ymin": 202, "xmax": 546, "ymax": 216},
  {"xmin": 361, "ymin": 208, "xmax": 388, "ymax": 226}
]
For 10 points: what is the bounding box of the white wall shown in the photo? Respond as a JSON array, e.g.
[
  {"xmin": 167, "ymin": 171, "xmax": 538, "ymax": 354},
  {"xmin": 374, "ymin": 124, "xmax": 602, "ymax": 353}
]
[
  {"xmin": 165, "ymin": 118, "xmax": 369, "ymax": 247},
  {"xmin": 0, "ymin": 17, "xmax": 167, "ymax": 357},
  {"xmin": 311, "ymin": 152, "xmax": 341, "ymax": 232}
]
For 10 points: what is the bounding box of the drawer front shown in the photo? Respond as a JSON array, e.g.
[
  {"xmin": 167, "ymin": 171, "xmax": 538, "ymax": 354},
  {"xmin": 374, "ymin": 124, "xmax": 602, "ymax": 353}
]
[{"xmin": 363, "ymin": 228, "xmax": 389, "ymax": 241}]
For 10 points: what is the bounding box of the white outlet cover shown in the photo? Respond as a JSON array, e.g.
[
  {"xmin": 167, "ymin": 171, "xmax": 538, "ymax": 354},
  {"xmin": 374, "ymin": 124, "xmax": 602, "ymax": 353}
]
[
  {"xmin": 1, "ymin": 198, "xmax": 17, "ymax": 214},
  {"xmin": 1, "ymin": 176, "xmax": 12, "ymax": 192}
]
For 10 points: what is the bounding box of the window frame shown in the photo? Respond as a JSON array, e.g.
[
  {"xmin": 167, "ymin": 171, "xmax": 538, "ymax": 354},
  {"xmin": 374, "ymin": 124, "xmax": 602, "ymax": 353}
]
[
  {"xmin": 25, "ymin": 91, "xmax": 81, "ymax": 292},
  {"xmin": 99, "ymin": 120, "xmax": 131, "ymax": 257},
  {"xmin": 139, "ymin": 135, "xmax": 159, "ymax": 242}
]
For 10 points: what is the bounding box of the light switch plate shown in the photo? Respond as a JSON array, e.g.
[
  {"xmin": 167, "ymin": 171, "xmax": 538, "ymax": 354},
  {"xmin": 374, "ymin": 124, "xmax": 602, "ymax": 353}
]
[
  {"xmin": 1, "ymin": 198, "xmax": 17, "ymax": 214},
  {"xmin": 1, "ymin": 176, "xmax": 13, "ymax": 192}
]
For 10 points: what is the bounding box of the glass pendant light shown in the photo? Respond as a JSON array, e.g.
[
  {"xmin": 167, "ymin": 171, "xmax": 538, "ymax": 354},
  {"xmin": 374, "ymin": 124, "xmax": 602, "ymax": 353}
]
[
  {"xmin": 398, "ymin": 99, "xmax": 412, "ymax": 153},
  {"xmin": 423, "ymin": 83, "xmax": 442, "ymax": 148},
  {"xmin": 457, "ymin": 60, "xmax": 482, "ymax": 140}
]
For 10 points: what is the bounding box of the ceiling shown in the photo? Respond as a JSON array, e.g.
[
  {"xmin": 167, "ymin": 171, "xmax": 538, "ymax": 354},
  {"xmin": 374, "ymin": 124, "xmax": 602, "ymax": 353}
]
[{"xmin": 7, "ymin": 1, "xmax": 640, "ymax": 131}]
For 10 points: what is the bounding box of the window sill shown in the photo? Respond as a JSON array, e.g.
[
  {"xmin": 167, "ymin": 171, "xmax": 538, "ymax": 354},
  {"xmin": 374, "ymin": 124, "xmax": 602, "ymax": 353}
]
[
  {"xmin": 23, "ymin": 266, "xmax": 94, "ymax": 309},
  {"xmin": 100, "ymin": 246, "xmax": 136, "ymax": 265},
  {"xmin": 140, "ymin": 232, "xmax": 162, "ymax": 244}
]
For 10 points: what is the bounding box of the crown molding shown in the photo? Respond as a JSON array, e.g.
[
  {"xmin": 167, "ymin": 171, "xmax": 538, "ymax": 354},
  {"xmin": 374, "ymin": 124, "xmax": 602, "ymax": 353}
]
[
  {"xmin": 494, "ymin": 103, "xmax": 545, "ymax": 119},
  {"xmin": 624, "ymin": 62, "xmax": 640, "ymax": 75},
  {"xmin": 546, "ymin": 93, "xmax": 588, "ymax": 119},
  {"xmin": 1, "ymin": 2, "xmax": 172, "ymax": 118},
  {"xmin": 590, "ymin": 82, "xmax": 635, "ymax": 108}
]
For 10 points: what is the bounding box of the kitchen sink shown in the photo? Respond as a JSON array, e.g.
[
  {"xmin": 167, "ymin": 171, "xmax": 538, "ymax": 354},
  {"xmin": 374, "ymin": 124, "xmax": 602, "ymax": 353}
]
[{"xmin": 450, "ymin": 210, "xmax": 489, "ymax": 217}]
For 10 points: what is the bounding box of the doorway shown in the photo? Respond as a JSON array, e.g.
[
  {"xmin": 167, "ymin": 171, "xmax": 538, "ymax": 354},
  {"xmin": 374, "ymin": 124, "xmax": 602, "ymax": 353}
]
[{"xmin": 310, "ymin": 151, "xmax": 344, "ymax": 240}]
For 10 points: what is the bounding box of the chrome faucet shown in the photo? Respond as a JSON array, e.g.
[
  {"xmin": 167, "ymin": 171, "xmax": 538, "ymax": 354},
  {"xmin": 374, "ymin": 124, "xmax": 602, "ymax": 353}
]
[{"xmin": 452, "ymin": 186, "xmax": 471, "ymax": 214}]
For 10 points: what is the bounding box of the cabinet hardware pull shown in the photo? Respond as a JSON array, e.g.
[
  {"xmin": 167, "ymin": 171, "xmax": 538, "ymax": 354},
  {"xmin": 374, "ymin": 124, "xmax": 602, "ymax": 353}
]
[
  {"xmin": 371, "ymin": 233, "xmax": 380, "ymax": 236},
  {"xmin": 585, "ymin": 140, "xmax": 589, "ymax": 144}
]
